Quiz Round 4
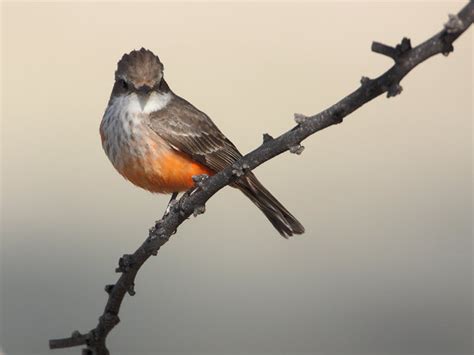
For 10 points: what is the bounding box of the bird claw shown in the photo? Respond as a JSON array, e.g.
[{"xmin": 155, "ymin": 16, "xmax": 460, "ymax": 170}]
[{"xmin": 165, "ymin": 199, "xmax": 179, "ymax": 215}]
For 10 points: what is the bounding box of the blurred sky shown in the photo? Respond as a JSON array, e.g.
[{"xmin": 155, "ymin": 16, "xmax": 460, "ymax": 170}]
[{"xmin": 1, "ymin": 1, "xmax": 472, "ymax": 355}]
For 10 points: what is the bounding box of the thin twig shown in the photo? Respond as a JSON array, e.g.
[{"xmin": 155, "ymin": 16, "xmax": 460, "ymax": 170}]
[{"xmin": 49, "ymin": 2, "xmax": 474, "ymax": 354}]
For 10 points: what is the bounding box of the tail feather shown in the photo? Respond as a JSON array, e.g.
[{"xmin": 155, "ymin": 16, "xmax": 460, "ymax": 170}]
[{"xmin": 236, "ymin": 173, "xmax": 305, "ymax": 238}]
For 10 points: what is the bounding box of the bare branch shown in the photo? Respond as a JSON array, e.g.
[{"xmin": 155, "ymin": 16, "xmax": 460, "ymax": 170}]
[
  {"xmin": 49, "ymin": 2, "xmax": 474, "ymax": 354},
  {"xmin": 372, "ymin": 37, "xmax": 412, "ymax": 62}
]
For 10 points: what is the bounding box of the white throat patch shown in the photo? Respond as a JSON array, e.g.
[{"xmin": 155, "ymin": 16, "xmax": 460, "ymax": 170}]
[
  {"xmin": 101, "ymin": 91, "xmax": 172, "ymax": 171},
  {"xmin": 125, "ymin": 91, "xmax": 172, "ymax": 114}
]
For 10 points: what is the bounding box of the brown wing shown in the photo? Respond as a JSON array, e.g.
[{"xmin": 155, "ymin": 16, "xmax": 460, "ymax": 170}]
[
  {"xmin": 148, "ymin": 93, "xmax": 305, "ymax": 237},
  {"xmin": 147, "ymin": 94, "xmax": 243, "ymax": 172}
]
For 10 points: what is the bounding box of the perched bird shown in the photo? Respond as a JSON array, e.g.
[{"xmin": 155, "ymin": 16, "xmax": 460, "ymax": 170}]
[{"xmin": 100, "ymin": 48, "xmax": 304, "ymax": 237}]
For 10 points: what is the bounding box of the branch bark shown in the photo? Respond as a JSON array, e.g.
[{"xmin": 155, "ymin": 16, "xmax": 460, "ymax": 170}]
[{"xmin": 49, "ymin": 2, "xmax": 474, "ymax": 354}]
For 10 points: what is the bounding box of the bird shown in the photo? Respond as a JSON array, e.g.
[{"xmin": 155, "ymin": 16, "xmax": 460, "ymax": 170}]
[{"xmin": 100, "ymin": 48, "xmax": 304, "ymax": 237}]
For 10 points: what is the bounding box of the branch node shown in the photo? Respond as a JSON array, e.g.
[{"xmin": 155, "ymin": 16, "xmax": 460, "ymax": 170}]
[
  {"xmin": 100, "ymin": 312, "xmax": 120, "ymax": 328},
  {"xmin": 231, "ymin": 167, "xmax": 243, "ymax": 176},
  {"xmin": 72, "ymin": 330, "xmax": 82, "ymax": 339},
  {"xmin": 262, "ymin": 133, "xmax": 274, "ymax": 143},
  {"xmin": 441, "ymin": 36, "xmax": 454, "ymax": 56},
  {"xmin": 231, "ymin": 162, "xmax": 250, "ymax": 177},
  {"xmin": 294, "ymin": 113, "xmax": 309, "ymax": 124},
  {"xmin": 360, "ymin": 76, "xmax": 371, "ymax": 85},
  {"xmin": 104, "ymin": 284, "xmax": 114, "ymax": 294},
  {"xmin": 387, "ymin": 83, "xmax": 403, "ymax": 98},
  {"xmin": 87, "ymin": 329, "xmax": 98, "ymax": 343},
  {"xmin": 332, "ymin": 108, "xmax": 345, "ymax": 124},
  {"xmin": 289, "ymin": 144, "xmax": 305, "ymax": 155},
  {"xmin": 372, "ymin": 37, "xmax": 411, "ymax": 61},
  {"xmin": 115, "ymin": 254, "xmax": 134, "ymax": 273},
  {"xmin": 444, "ymin": 14, "xmax": 463, "ymax": 34},
  {"xmin": 396, "ymin": 37, "xmax": 412, "ymax": 55},
  {"xmin": 193, "ymin": 205, "xmax": 206, "ymax": 217},
  {"xmin": 127, "ymin": 283, "xmax": 136, "ymax": 296},
  {"xmin": 148, "ymin": 221, "xmax": 167, "ymax": 241}
]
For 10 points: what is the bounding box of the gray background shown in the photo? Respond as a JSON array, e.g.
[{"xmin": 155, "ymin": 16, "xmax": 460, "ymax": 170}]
[{"xmin": 1, "ymin": 1, "xmax": 472, "ymax": 355}]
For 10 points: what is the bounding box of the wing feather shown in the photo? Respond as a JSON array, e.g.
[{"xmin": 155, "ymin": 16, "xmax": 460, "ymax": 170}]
[{"xmin": 147, "ymin": 95, "xmax": 242, "ymax": 172}]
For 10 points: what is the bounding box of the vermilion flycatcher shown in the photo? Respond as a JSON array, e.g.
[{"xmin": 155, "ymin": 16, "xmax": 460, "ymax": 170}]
[{"xmin": 100, "ymin": 48, "xmax": 304, "ymax": 237}]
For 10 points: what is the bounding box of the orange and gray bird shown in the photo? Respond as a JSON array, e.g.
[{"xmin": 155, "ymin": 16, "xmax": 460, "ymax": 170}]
[{"xmin": 100, "ymin": 48, "xmax": 304, "ymax": 237}]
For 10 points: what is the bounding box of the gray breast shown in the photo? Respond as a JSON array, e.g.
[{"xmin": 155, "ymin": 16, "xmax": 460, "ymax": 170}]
[{"xmin": 100, "ymin": 96, "xmax": 156, "ymax": 171}]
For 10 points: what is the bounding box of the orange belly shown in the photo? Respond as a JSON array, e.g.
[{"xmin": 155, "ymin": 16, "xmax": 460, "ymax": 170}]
[{"xmin": 120, "ymin": 148, "xmax": 214, "ymax": 194}]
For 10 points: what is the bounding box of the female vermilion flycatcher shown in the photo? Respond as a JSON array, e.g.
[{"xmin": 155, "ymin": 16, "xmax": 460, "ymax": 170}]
[{"xmin": 100, "ymin": 48, "xmax": 304, "ymax": 237}]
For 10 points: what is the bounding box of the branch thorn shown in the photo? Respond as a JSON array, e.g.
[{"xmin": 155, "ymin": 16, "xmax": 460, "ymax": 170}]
[{"xmin": 262, "ymin": 133, "xmax": 273, "ymax": 143}]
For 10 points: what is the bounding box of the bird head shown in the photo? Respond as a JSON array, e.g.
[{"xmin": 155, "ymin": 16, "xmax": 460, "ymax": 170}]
[{"xmin": 113, "ymin": 48, "xmax": 168, "ymax": 110}]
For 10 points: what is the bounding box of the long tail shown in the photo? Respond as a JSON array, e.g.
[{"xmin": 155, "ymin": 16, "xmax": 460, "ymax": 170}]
[{"xmin": 235, "ymin": 173, "xmax": 305, "ymax": 238}]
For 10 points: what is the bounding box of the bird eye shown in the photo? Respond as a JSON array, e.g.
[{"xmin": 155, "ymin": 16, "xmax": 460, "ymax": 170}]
[{"xmin": 119, "ymin": 79, "xmax": 129, "ymax": 90}]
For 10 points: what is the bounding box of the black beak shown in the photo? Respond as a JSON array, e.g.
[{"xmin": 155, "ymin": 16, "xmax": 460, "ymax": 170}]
[{"xmin": 136, "ymin": 86, "xmax": 151, "ymax": 111}]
